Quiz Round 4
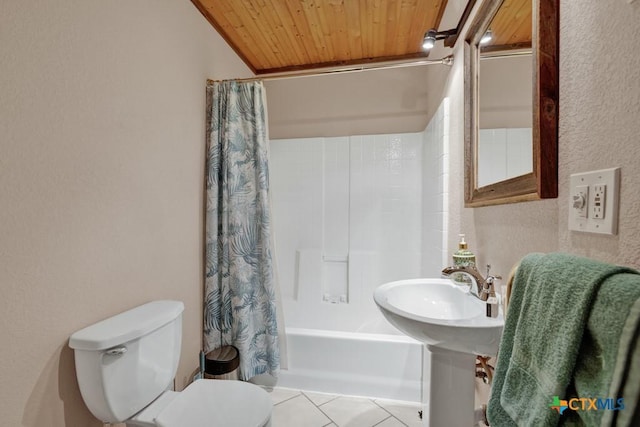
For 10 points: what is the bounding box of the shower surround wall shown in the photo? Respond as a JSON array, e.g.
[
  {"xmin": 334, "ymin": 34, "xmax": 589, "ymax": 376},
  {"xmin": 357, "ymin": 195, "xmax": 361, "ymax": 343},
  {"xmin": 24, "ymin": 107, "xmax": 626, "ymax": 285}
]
[
  {"xmin": 421, "ymin": 99, "xmax": 450, "ymax": 276},
  {"xmin": 268, "ymin": 99, "xmax": 449, "ymax": 400},
  {"xmin": 272, "ymin": 133, "xmax": 431, "ymax": 333}
]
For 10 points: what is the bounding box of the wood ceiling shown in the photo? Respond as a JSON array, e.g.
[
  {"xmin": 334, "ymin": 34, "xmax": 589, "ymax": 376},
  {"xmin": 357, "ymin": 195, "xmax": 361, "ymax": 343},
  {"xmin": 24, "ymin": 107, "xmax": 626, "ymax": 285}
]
[
  {"xmin": 191, "ymin": 0, "xmax": 532, "ymax": 74},
  {"xmin": 191, "ymin": 0, "xmax": 450, "ymax": 74},
  {"xmin": 483, "ymin": 0, "xmax": 531, "ymax": 52}
]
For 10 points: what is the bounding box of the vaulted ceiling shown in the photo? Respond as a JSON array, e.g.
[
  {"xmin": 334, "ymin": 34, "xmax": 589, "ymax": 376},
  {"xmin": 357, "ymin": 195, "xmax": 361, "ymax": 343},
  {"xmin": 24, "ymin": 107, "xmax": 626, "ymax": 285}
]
[
  {"xmin": 191, "ymin": 0, "xmax": 450, "ymax": 74},
  {"xmin": 190, "ymin": 0, "xmax": 534, "ymax": 139},
  {"xmin": 191, "ymin": 0, "xmax": 532, "ymax": 74},
  {"xmin": 484, "ymin": 0, "xmax": 531, "ymax": 52}
]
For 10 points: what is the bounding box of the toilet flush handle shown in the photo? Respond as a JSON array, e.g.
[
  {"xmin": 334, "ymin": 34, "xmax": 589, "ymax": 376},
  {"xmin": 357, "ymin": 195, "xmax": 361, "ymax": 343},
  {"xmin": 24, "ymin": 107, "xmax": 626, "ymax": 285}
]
[{"xmin": 105, "ymin": 346, "xmax": 127, "ymax": 356}]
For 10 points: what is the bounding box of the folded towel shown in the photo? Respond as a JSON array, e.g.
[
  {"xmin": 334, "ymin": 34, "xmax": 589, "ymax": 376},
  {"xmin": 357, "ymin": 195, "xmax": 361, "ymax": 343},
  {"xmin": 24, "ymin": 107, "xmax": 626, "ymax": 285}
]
[{"xmin": 487, "ymin": 253, "xmax": 639, "ymax": 426}]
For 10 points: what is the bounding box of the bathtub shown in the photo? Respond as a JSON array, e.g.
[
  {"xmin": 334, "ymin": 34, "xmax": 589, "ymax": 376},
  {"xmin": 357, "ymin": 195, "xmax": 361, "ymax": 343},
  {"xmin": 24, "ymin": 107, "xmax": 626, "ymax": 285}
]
[
  {"xmin": 269, "ymin": 123, "xmax": 448, "ymax": 404},
  {"xmin": 277, "ymin": 327, "xmax": 423, "ymax": 402},
  {"xmin": 273, "ymin": 249, "xmax": 427, "ymax": 402}
]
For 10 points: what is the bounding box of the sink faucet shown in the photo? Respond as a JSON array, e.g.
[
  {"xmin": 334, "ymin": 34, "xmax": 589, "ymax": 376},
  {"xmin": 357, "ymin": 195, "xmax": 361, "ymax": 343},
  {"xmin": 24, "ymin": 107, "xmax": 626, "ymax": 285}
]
[{"xmin": 441, "ymin": 264, "xmax": 501, "ymax": 302}]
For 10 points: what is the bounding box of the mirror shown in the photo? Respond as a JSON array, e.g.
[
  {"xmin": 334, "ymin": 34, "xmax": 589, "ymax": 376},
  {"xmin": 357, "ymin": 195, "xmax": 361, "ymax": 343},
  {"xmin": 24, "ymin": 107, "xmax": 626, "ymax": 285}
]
[
  {"xmin": 464, "ymin": 0, "xmax": 558, "ymax": 207},
  {"xmin": 478, "ymin": 52, "xmax": 532, "ymax": 187}
]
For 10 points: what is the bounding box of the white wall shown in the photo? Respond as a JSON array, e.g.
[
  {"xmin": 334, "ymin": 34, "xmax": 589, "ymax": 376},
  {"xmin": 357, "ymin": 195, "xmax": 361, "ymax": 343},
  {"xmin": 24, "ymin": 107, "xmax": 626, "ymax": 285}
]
[
  {"xmin": 270, "ymin": 132, "xmax": 433, "ymax": 333},
  {"xmin": 421, "ymin": 98, "xmax": 451, "ymax": 276},
  {"xmin": 0, "ymin": 1, "xmax": 252, "ymax": 425},
  {"xmin": 264, "ymin": 64, "xmax": 450, "ymax": 139}
]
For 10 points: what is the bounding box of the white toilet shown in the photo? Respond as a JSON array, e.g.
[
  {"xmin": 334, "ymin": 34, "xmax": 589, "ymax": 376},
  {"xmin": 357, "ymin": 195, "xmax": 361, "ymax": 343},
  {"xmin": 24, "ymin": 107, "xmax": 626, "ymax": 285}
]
[{"xmin": 69, "ymin": 300, "xmax": 272, "ymax": 427}]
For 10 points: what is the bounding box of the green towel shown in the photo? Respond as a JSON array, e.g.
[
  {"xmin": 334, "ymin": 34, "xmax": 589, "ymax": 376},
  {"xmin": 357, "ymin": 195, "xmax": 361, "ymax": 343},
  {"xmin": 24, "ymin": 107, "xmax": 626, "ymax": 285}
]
[
  {"xmin": 487, "ymin": 253, "xmax": 640, "ymax": 426},
  {"xmin": 567, "ymin": 273, "xmax": 640, "ymax": 427}
]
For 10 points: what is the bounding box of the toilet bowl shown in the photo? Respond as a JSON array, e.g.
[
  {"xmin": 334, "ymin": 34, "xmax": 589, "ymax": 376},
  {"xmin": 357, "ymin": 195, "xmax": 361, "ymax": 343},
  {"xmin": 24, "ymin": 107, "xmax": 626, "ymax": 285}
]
[{"xmin": 69, "ymin": 300, "xmax": 272, "ymax": 426}]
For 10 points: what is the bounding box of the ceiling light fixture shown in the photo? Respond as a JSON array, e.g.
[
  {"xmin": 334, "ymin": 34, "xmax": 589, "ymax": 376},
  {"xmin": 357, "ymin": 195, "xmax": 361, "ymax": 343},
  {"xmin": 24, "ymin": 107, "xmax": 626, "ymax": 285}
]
[
  {"xmin": 422, "ymin": 28, "xmax": 458, "ymax": 51},
  {"xmin": 480, "ymin": 29, "xmax": 493, "ymax": 45},
  {"xmin": 422, "ymin": 30, "xmax": 437, "ymax": 50}
]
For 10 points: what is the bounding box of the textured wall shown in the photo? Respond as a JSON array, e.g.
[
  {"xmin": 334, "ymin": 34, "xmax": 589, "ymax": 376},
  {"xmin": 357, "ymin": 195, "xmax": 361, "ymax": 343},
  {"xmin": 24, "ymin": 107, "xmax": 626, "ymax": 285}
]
[
  {"xmin": 452, "ymin": 0, "xmax": 640, "ymax": 282},
  {"xmin": 0, "ymin": 0, "xmax": 251, "ymax": 425},
  {"xmin": 556, "ymin": 1, "xmax": 640, "ymax": 267}
]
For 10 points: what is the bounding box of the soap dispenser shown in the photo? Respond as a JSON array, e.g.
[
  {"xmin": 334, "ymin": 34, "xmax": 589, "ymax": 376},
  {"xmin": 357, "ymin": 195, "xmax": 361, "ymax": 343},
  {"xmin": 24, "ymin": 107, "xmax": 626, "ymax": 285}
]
[{"xmin": 452, "ymin": 234, "xmax": 476, "ymax": 286}]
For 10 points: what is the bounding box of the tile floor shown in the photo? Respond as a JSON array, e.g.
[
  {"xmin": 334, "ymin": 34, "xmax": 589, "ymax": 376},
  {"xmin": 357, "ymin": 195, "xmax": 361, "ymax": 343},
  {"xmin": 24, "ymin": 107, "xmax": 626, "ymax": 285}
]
[{"xmin": 264, "ymin": 387, "xmax": 422, "ymax": 427}]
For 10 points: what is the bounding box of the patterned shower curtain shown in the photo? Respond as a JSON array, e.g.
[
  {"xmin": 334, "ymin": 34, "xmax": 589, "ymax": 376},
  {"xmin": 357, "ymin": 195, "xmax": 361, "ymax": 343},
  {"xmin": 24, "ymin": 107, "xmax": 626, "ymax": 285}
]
[{"xmin": 204, "ymin": 80, "xmax": 279, "ymax": 380}]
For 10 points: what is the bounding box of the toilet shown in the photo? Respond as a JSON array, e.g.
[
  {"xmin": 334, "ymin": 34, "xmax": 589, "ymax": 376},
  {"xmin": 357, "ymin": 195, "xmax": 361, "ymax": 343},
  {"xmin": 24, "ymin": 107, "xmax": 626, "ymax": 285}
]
[{"xmin": 69, "ymin": 300, "xmax": 272, "ymax": 427}]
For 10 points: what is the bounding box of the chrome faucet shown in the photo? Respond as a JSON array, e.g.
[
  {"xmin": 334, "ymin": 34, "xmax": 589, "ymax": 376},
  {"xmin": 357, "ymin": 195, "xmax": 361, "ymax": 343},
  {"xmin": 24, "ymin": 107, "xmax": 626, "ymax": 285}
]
[{"xmin": 441, "ymin": 264, "xmax": 501, "ymax": 302}]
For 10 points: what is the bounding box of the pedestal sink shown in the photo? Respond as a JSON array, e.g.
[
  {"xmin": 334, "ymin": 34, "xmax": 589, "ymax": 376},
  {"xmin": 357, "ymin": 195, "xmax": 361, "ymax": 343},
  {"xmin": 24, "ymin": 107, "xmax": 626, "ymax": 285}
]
[{"xmin": 374, "ymin": 278, "xmax": 504, "ymax": 427}]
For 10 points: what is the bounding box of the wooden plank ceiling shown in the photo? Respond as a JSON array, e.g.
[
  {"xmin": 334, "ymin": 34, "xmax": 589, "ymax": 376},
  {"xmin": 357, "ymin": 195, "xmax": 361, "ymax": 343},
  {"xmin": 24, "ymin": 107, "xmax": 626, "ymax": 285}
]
[
  {"xmin": 191, "ymin": 0, "xmax": 449, "ymax": 74},
  {"xmin": 483, "ymin": 0, "xmax": 532, "ymax": 52}
]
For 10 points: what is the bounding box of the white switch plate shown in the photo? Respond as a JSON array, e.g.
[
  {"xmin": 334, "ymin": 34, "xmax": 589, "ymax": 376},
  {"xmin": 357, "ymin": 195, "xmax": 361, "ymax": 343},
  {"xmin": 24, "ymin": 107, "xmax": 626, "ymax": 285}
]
[{"xmin": 568, "ymin": 167, "xmax": 620, "ymax": 235}]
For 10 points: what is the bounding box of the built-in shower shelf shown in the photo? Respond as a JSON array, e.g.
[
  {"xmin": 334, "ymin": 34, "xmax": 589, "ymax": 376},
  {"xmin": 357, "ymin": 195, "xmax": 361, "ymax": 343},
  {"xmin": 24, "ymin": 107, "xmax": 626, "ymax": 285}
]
[{"xmin": 322, "ymin": 254, "xmax": 349, "ymax": 304}]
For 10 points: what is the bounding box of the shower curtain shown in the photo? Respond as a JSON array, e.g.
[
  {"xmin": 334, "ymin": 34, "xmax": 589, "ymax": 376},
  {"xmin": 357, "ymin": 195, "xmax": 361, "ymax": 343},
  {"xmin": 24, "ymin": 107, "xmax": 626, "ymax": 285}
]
[{"xmin": 204, "ymin": 80, "xmax": 280, "ymax": 380}]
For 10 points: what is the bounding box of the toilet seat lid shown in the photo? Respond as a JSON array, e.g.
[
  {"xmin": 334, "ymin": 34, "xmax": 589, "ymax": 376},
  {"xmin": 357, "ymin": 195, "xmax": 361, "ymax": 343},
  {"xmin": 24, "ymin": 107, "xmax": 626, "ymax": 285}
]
[{"xmin": 155, "ymin": 379, "xmax": 272, "ymax": 427}]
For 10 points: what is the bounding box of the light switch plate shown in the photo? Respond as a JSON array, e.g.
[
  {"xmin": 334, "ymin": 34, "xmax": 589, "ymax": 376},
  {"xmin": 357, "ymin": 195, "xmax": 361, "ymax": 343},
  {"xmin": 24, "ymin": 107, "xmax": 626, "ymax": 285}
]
[{"xmin": 568, "ymin": 167, "xmax": 620, "ymax": 235}]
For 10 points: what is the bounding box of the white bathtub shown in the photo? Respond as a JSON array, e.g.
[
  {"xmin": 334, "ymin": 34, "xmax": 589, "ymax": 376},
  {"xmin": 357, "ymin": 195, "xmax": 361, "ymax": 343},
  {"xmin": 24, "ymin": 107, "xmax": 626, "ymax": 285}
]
[{"xmin": 277, "ymin": 327, "xmax": 423, "ymax": 402}]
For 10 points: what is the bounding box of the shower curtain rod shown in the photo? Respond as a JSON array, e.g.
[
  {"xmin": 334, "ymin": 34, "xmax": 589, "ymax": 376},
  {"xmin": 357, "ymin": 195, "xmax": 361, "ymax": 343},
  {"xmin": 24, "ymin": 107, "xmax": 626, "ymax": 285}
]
[{"xmin": 207, "ymin": 54, "xmax": 454, "ymax": 84}]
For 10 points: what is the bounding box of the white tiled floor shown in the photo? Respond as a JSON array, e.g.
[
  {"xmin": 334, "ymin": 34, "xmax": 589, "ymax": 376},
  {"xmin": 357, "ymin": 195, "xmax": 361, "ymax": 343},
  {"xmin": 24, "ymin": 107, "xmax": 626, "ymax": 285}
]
[{"xmin": 264, "ymin": 387, "xmax": 422, "ymax": 427}]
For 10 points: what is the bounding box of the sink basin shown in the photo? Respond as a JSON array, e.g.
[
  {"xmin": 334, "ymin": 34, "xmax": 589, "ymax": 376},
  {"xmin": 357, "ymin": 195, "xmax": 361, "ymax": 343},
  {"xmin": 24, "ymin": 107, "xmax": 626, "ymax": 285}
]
[
  {"xmin": 374, "ymin": 278, "xmax": 504, "ymax": 356},
  {"xmin": 374, "ymin": 278, "xmax": 505, "ymax": 425}
]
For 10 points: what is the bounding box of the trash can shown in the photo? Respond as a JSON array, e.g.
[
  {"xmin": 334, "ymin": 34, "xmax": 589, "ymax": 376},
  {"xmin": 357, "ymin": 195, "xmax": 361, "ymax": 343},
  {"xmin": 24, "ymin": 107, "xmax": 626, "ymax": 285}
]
[{"xmin": 204, "ymin": 345, "xmax": 240, "ymax": 380}]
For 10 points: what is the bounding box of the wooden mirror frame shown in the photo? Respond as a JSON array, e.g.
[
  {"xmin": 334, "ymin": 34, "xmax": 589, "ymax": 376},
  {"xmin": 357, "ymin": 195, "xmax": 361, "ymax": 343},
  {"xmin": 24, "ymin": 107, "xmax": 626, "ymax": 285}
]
[{"xmin": 464, "ymin": 0, "xmax": 558, "ymax": 207}]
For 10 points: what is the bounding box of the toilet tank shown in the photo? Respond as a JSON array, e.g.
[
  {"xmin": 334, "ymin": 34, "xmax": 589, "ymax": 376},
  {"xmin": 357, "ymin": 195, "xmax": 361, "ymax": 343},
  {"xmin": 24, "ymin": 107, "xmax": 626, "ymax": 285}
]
[{"xmin": 69, "ymin": 300, "xmax": 184, "ymax": 423}]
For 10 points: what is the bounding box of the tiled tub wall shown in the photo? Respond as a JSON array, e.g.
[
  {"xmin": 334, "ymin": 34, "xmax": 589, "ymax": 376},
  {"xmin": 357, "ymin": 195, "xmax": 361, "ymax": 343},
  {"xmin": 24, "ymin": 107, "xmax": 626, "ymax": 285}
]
[
  {"xmin": 270, "ymin": 130, "xmax": 442, "ymax": 332},
  {"xmin": 268, "ymin": 99, "xmax": 449, "ymax": 401},
  {"xmin": 270, "ymin": 95, "xmax": 450, "ymax": 331}
]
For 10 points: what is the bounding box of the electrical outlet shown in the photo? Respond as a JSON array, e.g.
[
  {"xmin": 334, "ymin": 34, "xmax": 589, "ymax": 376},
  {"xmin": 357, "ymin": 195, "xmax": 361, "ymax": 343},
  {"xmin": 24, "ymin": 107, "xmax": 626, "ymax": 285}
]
[
  {"xmin": 592, "ymin": 184, "xmax": 606, "ymax": 219},
  {"xmin": 568, "ymin": 167, "xmax": 620, "ymax": 235}
]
